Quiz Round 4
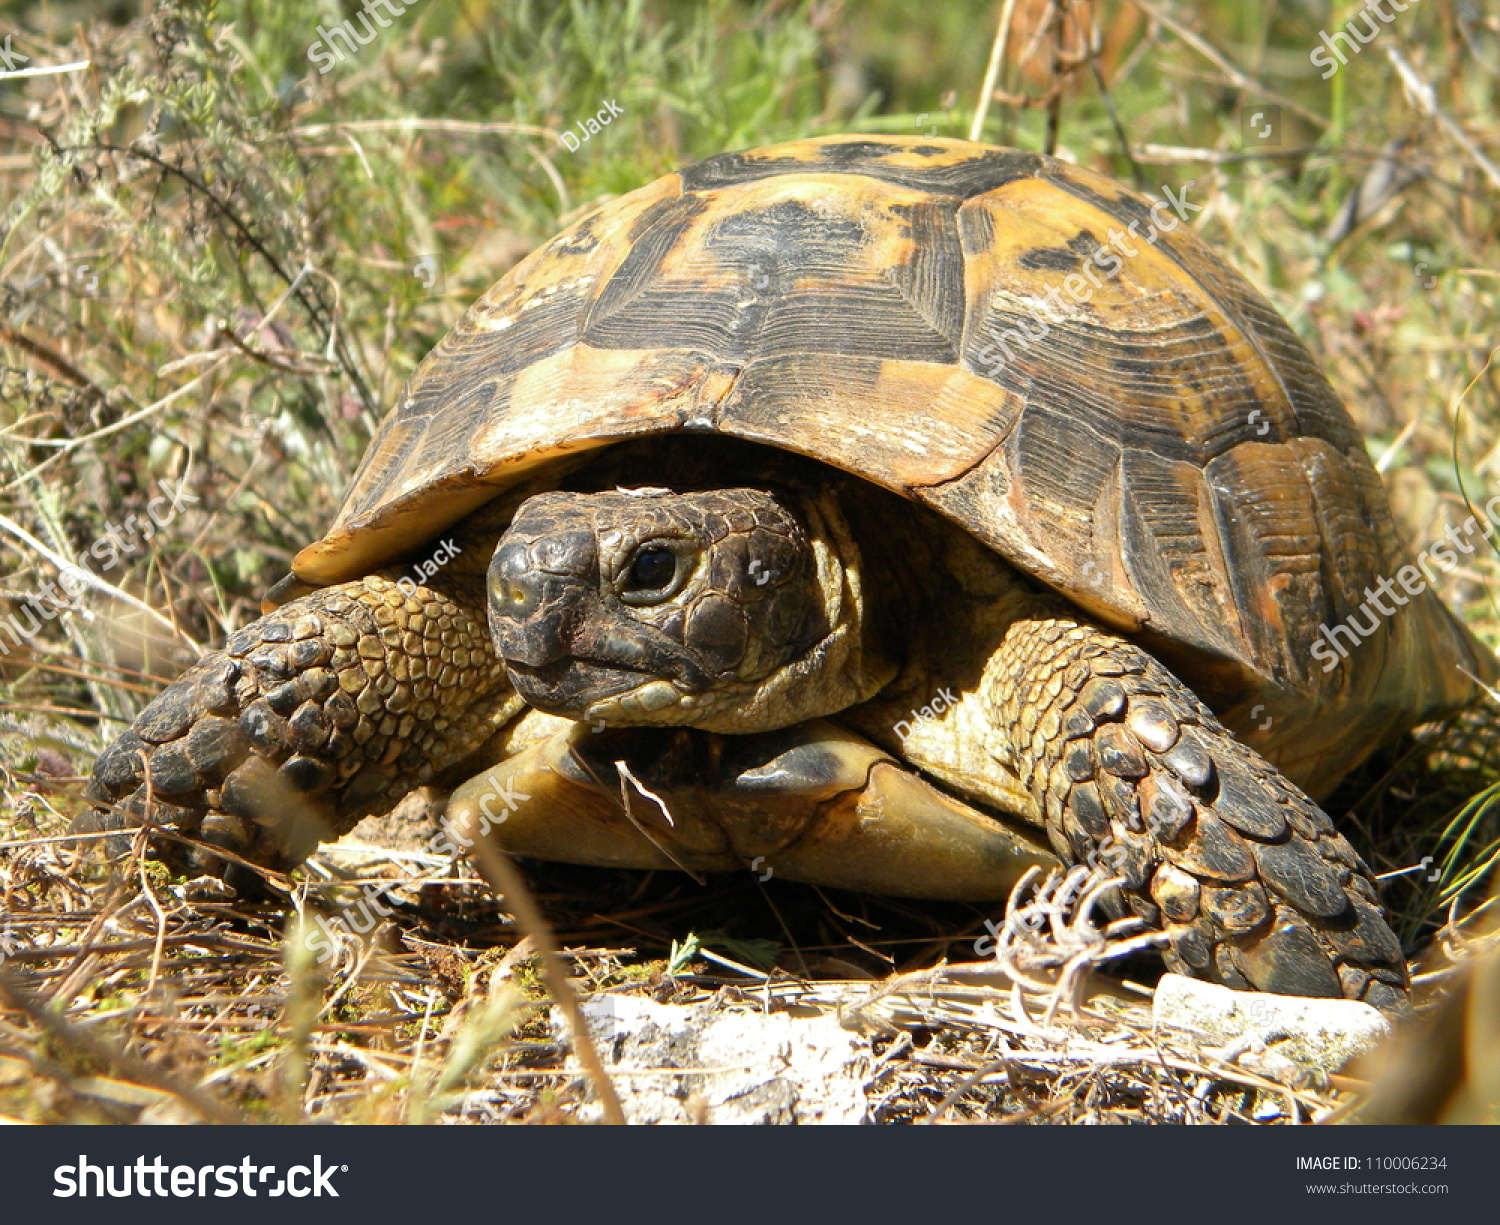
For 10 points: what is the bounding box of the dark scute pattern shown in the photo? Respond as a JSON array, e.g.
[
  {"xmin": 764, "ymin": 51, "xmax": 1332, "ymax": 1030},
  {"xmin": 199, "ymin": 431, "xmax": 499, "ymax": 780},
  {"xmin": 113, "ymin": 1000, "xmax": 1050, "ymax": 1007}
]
[
  {"xmin": 1205, "ymin": 448, "xmax": 1335, "ymax": 689},
  {"xmin": 583, "ymin": 193, "xmax": 715, "ymax": 350},
  {"xmin": 1117, "ymin": 450, "xmax": 1244, "ymax": 659},
  {"xmin": 957, "ymin": 206, "xmax": 995, "ymax": 256},
  {"xmin": 1018, "ymin": 245, "xmax": 1082, "ymax": 271},
  {"xmin": 1042, "ymin": 162, "xmax": 1360, "ymax": 456},
  {"xmin": 1048, "ymin": 170, "xmax": 1156, "ymax": 232},
  {"xmin": 679, "ymin": 143, "xmax": 1045, "ymax": 199},
  {"xmin": 450, "ymin": 302, "xmax": 579, "ymax": 381},
  {"xmin": 1010, "ymin": 403, "xmax": 1118, "ymax": 512},
  {"xmin": 591, "ymin": 194, "xmax": 962, "ymax": 365},
  {"xmin": 886, "ymin": 197, "xmax": 966, "ymax": 359},
  {"xmin": 970, "ymin": 314, "xmax": 1206, "ymax": 463},
  {"xmin": 711, "ymin": 196, "xmax": 867, "ymax": 273},
  {"xmin": 624, "ymin": 192, "xmax": 701, "ymax": 245}
]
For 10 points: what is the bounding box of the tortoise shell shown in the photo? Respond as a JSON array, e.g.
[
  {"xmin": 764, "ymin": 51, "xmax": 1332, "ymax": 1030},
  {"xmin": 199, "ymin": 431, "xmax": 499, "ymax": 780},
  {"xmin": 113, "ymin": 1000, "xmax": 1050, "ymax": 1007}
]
[{"xmin": 293, "ymin": 135, "xmax": 1489, "ymax": 792}]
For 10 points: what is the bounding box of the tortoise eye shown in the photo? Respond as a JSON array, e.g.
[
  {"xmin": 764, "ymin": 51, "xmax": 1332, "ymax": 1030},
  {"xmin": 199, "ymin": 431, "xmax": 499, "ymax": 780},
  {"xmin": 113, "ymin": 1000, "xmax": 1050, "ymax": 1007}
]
[{"xmin": 625, "ymin": 546, "xmax": 677, "ymax": 594}]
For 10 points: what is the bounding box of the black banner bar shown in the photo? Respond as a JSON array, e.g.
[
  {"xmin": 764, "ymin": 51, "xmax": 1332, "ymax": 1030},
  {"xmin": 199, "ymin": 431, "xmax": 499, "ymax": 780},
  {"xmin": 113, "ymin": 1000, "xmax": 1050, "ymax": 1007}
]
[{"xmin": 2, "ymin": 1124, "xmax": 1488, "ymax": 1222}]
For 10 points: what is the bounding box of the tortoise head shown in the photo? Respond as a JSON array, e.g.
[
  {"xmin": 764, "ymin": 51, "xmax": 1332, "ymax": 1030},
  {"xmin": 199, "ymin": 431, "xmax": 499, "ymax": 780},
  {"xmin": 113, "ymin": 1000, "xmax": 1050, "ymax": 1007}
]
[{"xmin": 487, "ymin": 484, "xmax": 893, "ymax": 733}]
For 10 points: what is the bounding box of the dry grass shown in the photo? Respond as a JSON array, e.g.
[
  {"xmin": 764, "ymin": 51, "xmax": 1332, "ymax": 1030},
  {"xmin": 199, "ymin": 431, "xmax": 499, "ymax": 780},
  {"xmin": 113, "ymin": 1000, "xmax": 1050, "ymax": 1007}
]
[{"xmin": 2, "ymin": 0, "xmax": 1499, "ymax": 1124}]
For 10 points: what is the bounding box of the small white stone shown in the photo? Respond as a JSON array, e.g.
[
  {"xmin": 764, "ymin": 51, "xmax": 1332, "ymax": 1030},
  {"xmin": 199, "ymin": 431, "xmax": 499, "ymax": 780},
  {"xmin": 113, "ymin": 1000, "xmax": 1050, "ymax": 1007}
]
[
  {"xmin": 556, "ymin": 995, "xmax": 871, "ymax": 1124},
  {"xmin": 1152, "ymin": 973, "xmax": 1391, "ymax": 1076}
]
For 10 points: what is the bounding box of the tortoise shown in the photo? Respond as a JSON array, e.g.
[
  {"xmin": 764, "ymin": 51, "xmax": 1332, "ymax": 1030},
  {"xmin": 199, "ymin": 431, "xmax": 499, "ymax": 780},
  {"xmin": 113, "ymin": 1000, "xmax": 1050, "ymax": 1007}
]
[{"xmin": 83, "ymin": 135, "xmax": 1497, "ymax": 1013}]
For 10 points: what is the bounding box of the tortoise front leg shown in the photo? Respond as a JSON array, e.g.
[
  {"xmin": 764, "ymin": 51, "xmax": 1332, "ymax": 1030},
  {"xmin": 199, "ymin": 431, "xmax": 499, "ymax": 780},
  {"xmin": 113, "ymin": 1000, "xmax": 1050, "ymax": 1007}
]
[
  {"xmin": 864, "ymin": 601, "xmax": 1413, "ymax": 1012},
  {"xmin": 80, "ymin": 574, "xmax": 519, "ymax": 883},
  {"xmin": 979, "ymin": 610, "xmax": 1410, "ymax": 1012}
]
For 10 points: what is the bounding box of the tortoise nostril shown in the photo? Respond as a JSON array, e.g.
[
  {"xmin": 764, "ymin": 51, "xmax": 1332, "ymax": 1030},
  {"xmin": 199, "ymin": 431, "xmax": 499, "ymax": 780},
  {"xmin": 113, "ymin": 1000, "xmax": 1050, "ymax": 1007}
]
[
  {"xmin": 489, "ymin": 542, "xmax": 541, "ymax": 621},
  {"xmin": 494, "ymin": 581, "xmax": 536, "ymax": 618},
  {"xmin": 494, "ymin": 579, "xmax": 537, "ymax": 617}
]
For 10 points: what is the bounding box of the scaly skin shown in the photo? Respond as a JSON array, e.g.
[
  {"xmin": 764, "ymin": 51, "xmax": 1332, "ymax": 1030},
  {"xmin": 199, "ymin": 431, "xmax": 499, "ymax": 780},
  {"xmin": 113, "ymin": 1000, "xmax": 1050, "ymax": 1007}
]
[
  {"xmin": 991, "ymin": 609, "xmax": 1409, "ymax": 1011},
  {"xmin": 81, "ymin": 572, "xmax": 518, "ymax": 884}
]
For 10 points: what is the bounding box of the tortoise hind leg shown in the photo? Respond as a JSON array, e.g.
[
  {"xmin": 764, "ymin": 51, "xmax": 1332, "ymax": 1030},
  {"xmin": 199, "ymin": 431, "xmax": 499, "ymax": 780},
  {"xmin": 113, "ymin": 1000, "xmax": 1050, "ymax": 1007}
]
[
  {"xmin": 984, "ymin": 609, "xmax": 1410, "ymax": 1012},
  {"xmin": 79, "ymin": 573, "xmax": 519, "ymax": 884}
]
